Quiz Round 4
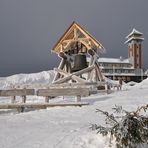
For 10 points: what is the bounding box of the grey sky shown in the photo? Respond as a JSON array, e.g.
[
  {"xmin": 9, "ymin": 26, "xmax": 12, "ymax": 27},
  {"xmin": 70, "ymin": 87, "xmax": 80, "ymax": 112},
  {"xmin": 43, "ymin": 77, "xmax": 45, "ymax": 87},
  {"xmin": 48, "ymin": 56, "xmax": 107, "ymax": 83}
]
[{"xmin": 0, "ymin": 0, "xmax": 148, "ymax": 76}]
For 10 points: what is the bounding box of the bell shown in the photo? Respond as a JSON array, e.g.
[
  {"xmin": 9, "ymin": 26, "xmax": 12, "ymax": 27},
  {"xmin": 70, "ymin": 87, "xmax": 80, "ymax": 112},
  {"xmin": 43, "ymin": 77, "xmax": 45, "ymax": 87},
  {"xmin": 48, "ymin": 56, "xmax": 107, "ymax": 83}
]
[{"xmin": 72, "ymin": 54, "xmax": 88, "ymax": 72}]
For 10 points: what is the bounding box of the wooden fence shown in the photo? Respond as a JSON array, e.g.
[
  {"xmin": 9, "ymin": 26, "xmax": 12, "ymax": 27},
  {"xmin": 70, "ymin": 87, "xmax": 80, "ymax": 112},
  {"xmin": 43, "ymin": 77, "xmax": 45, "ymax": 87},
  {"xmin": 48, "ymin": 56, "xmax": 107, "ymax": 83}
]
[{"xmin": 0, "ymin": 88, "xmax": 90, "ymax": 111}]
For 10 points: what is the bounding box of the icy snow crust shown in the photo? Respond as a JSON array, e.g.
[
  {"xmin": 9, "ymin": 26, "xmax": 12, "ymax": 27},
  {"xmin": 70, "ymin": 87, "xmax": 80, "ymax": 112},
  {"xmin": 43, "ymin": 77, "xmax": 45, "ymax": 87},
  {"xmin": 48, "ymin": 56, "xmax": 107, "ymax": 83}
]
[{"xmin": 0, "ymin": 71, "xmax": 148, "ymax": 148}]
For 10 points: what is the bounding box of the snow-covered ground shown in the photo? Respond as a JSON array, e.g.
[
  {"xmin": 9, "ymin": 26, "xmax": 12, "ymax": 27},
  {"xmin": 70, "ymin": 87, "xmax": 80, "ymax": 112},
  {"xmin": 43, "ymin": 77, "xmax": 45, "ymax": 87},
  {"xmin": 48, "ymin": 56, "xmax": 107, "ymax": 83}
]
[
  {"xmin": 0, "ymin": 70, "xmax": 55, "ymax": 89},
  {"xmin": 0, "ymin": 71, "xmax": 147, "ymax": 148}
]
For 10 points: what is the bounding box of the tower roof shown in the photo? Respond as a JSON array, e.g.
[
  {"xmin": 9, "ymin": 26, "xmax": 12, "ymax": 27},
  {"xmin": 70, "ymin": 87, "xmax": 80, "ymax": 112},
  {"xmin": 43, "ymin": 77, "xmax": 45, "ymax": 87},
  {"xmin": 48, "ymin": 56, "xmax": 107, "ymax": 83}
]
[
  {"xmin": 51, "ymin": 21, "xmax": 105, "ymax": 54},
  {"xmin": 126, "ymin": 28, "xmax": 143, "ymax": 39},
  {"xmin": 125, "ymin": 28, "xmax": 144, "ymax": 43}
]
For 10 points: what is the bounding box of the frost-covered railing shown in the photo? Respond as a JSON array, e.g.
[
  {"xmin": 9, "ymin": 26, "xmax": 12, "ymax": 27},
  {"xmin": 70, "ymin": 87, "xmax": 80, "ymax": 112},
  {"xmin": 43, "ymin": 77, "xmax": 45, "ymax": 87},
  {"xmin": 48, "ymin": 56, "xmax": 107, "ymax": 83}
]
[
  {"xmin": 37, "ymin": 88, "xmax": 90, "ymax": 102},
  {"xmin": 0, "ymin": 89, "xmax": 35, "ymax": 103},
  {"xmin": 0, "ymin": 88, "xmax": 91, "ymax": 112}
]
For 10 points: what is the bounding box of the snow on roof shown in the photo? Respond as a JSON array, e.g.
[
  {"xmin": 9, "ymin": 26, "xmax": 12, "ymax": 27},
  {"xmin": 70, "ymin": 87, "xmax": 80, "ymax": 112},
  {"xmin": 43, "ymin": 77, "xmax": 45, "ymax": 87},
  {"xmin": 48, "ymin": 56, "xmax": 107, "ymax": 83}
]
[
  {"xmin": 125, "ymin": 36, "xmax": 144, "ymax": 44},
  {"xmin": 98, "ymin": 57, "xmax": 129, "ymax": 64},
  {"xmin": 126, "ymin": 28, "xmax": 143, "ymax": 39}
]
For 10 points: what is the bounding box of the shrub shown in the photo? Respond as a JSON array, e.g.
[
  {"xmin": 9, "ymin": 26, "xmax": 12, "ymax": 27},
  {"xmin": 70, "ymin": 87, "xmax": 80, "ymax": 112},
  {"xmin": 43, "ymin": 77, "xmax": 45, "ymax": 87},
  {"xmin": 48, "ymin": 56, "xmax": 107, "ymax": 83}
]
[{"xmin": 91, "ymin": 104, "xmax": 148, "ymax": 148}]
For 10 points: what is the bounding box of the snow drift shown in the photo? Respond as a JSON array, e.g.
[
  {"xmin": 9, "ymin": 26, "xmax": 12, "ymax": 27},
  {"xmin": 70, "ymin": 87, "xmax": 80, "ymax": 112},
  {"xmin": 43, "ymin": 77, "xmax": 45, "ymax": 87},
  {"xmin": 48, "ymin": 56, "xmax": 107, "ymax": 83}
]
[
  {"xmin": 134, "ymin": 77, "xmax": 148, "ymax": 89},
  {"xmin": 0, "ymin": 70, "xmax": 55, "ymax": 89}
]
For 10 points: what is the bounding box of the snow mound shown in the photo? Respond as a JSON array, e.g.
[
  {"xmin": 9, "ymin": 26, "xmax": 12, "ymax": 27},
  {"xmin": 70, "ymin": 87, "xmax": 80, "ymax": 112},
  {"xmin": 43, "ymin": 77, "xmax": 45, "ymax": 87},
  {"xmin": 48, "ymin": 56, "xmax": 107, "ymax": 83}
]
[
  {"xmin": 71, "ymin": 133, "xmax": 116, "ymax": 148},
  {"xmin": 134, "ymin": 78, "xmax": 148, "ymax": 89},
  {"xmin": 0, "ymin": 70, "xmax": 55, "ymax": 89},
  {"xmin": 126, "ymin": 81, "xmax": 137, "ymax": 86}
]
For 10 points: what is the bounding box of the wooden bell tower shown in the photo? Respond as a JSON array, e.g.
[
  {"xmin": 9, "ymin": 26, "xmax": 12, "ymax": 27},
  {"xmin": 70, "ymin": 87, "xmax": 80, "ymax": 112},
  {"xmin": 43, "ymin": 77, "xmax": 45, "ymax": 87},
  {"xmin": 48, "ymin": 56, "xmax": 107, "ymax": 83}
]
[
  {"xmin": 51, "ymin": 21, "xmax": 106, "ymax": 85},
  {"xmin": 125, "ymin": 28, "xmax": 144, "ymax": 69}
]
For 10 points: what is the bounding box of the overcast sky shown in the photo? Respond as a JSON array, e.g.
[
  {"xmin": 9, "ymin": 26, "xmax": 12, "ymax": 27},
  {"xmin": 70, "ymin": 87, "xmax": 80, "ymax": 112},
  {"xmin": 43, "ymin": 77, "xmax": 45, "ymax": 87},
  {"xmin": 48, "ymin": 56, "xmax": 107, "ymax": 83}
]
[{"xmin": 0, "ymin": 0, "xmax": 148, "ymax": 76}]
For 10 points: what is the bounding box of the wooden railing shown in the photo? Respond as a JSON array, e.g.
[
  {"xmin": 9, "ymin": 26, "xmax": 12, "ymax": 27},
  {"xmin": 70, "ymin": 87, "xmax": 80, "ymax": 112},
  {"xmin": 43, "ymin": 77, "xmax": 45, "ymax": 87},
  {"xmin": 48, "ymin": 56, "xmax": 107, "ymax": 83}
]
[
  {"xmin": 0, "ymin": 89, "xmax": 34, "ymax": 103},
  {"xmin": 0, "ymin": 88, "xmax": 90, "ymax": 111}
]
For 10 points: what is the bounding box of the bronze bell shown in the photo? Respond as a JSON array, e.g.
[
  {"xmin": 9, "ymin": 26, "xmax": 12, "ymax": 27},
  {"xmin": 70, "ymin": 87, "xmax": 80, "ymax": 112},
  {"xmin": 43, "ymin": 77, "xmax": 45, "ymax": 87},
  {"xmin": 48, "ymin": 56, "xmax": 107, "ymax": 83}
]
[{"xmin": 72, "ymin": 54, "xmax": 88, "ymax": 72}]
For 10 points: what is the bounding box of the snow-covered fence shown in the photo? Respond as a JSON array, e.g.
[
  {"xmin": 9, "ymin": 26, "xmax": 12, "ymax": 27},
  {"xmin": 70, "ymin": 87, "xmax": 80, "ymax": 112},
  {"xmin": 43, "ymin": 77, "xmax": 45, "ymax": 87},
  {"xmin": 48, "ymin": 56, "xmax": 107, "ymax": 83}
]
[
  {"xmin": 37, "ymin": 88, "xmax": 90, "ymax": 102},
  {"xmin": 0, "ymin": 88, "xmax": 90, "ymax": 112},
  {"xmin": 0, "ymin": 89, "xmax": 35, "ymax": 103},
  {"xmin": 0, "ymin": 88, "xmax": 90, "ymax": 103}
]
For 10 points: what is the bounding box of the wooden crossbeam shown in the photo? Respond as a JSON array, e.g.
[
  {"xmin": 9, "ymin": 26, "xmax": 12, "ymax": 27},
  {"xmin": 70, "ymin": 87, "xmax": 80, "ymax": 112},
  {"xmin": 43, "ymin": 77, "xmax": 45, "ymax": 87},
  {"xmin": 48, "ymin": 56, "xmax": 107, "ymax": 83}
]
[
  {"xmin": 71, "ymin": 75, "xmax": 86, "ymax": 83},
  {"xmin": 54, "ymin": 68, "xmax": 87, "ymax": 83},
  {"xmin": 37, "ymin": 88, "xmax": 89, "ymax": 97},
  {"xmin": 62, "ymin": 38, "xmax": 86, "ymax": 44},
  {"xmin": 53, "ymin": 65, "xmax": 95, "ymax": 84},
  {"xmin": 0, "ymin": 89, "xmax": 34, "ymax": 96},
  {"xmin": 49, "ymin": 82, "xmax": 106, "ymax": 87}
]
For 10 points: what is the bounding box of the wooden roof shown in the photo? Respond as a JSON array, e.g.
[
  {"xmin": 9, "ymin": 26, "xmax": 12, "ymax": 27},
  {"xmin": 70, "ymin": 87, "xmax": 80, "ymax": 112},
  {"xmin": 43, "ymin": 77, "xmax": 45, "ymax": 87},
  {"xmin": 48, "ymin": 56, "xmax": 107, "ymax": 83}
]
[{"xmin": 51, "ymin": 21, "xmax": 105, "ymax": 54}]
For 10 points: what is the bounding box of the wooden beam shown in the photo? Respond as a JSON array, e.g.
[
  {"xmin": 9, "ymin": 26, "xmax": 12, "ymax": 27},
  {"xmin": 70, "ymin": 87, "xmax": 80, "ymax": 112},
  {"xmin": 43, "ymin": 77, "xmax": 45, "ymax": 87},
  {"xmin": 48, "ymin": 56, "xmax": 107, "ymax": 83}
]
[
  {"xmin": 0, "ymin": 89, "xmax": 34, "ymax": 97},
  {"xmin": 0, "ymin": 102, "xmax": 89, "ymax": 110},
  {"xmin": 54, "ymin": 68, "xmax": 69, "ymax": 76},
  {"xmin": 62, "ymin": 38, "xmax": 86, "ymax": 44},
  {"xmin": 53, "ymin": 65, "xmax": 95, "ymax": 84},
  {"xmin": 79, "ymin": 40, "xmax": 91, "ymax": 50},
  {"xmin": 95, "ymin": 62, "xmax": 104, "ymax": 81},
  {"xmin": 37, "ymin": 88, "xmax": 90, "ymax": 97},
  {"xmin": 71, "ymin": 75, "xmax": 86, "ymax": 83},
  {"xmin": 74, "ymin": 28, "xmax": 77, "ymax": 40},
  {"xmin": 54, "ymin": 68, "xmax": 87, "ymax": 83},
  {"xmin": 49, "ymin": 82, "xmax": 106, "ymax": 87},
  {"xmin": 53, "ymin": 56, "xmax": 67, "ymax": 82},
  {"xmin": 75, "ymin": 24, "xmax": 100, "ymax": 48},
  {"xmin": 89, "ymin": 89, "xmax": 110, "ymax": 95},
  {"xmin": 87, "ymin": 51, "xmax": 94, "ymax": 80}
]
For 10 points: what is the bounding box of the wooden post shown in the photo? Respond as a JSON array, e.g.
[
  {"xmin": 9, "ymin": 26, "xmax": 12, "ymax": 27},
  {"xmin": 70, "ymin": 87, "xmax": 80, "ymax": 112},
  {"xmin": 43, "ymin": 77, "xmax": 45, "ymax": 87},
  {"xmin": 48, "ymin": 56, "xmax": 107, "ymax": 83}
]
[
  {"xmin": 67, "ymin": 61, "xmax": 72, "ymax": 73},
  {"xmin": 65, "ymin": 61, "xmax": 70, "ymax": 73},
  {"xmin": 94, "ymin": 68, "xmax": 98, "ymax": 82},
  {"xmin": 11, "ymin": 96, "xmax": 16, "ymax": 103},
  {"xmin": 95, "ymin": 62, "xmax": 104, "ymax": 81},
  {"xmin": 22, "ymin": 96, "xmax": 26, "ymax": 103},
  {"xmin": 53, "ymin": 58, "xmax": 66, "ymax": 82},
  {"xmin": 87, "ymin": 56, "xmax": 94, "ymax": 80},
  {"xmin": 105, "ymin": 83, "xmax": 109, "ymax": 94},
  {"xmin": 53, "ymin": 52, "xmax": 67, "ymax": 82},
  {"xmin": 76, "ymin": 95, "xmax": 81, "ymax": 102},
  {"xmin": 17, "ymin": 107, "xmax": 25, "ymax": 113},
  {"xmin": 45, "ymin": 96, "xmax": 50, "ymax": 103}
]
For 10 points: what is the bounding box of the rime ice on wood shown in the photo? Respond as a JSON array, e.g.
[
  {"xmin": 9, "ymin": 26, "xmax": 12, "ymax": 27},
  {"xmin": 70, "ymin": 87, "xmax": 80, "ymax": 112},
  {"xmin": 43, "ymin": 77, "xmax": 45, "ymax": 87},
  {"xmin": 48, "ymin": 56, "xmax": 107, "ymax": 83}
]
[{"xmin": 51, "ymin": 22, "xmax": 108, "ymax": 94}]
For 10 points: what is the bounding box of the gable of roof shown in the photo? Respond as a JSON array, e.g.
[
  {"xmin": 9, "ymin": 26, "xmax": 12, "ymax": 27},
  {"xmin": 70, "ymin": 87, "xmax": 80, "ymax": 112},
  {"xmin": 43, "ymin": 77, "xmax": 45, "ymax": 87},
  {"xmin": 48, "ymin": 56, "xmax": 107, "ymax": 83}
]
[{"xmin": 51, "ymin": 21, "xmax": 105, "ymax": 54}]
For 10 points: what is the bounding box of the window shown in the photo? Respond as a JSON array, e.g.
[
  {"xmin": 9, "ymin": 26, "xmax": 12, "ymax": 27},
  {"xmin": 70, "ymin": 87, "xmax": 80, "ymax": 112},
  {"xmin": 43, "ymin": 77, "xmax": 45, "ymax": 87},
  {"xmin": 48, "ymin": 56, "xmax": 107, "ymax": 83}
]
[{"xmin": 117, "ymin": 70, "xmax": 121, "ymax": 73}]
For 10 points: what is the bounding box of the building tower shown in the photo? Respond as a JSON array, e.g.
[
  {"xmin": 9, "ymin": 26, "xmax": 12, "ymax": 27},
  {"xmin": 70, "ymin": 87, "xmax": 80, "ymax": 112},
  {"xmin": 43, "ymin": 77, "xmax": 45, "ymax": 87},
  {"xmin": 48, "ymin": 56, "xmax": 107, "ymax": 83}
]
[{"xmin": 125, "ymin": 28, "xmax": 144, "ymax": 69}]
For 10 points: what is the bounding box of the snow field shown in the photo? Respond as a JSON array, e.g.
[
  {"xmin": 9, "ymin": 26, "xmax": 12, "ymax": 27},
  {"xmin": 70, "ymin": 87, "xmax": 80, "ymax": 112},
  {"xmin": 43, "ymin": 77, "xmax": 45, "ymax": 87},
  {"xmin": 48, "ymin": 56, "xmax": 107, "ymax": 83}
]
[{"xmin": 0, "ymin": 71, "xmax": 148, "ymax": 148}]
